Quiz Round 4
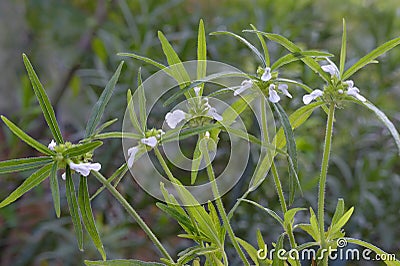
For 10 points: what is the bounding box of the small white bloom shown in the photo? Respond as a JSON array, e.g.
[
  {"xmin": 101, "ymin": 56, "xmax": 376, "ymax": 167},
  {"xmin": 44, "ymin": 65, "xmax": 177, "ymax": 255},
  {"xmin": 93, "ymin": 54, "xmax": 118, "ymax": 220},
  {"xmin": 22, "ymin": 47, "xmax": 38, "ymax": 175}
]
[
  {"xmin": 61, "ymin": 173, "xmax": 66, "ymax": 180},
  {"xmin": 278, "ymin": 84, "xmax": 292, "ymax": 98},
  {"xmin": 268, "ymin": 84, "xmax": 280, "ymax": 103},
  {"xmin": 69, "ymin": 162, "xmax": 101, "ymax": 177},
  {"xmin": 193, "ymin": 86, "xmax": 201, "ymax": 96},
  {"xmin": 48, "ymin": 139, "xmax": 56, "ymax": 151},
  {"xmin": 141, "ymin": 136, "xmax": 158, "ymax": 148},
  {"xmin": 127, "ymin": 146, "xmax": 139, "ymax": 168},
  {"xmin": 207, "ymin": 107, "xmax": 223, "ymax": 121},
  {"xmin": 261, "ymin": 67, "xmax": 272, "ymax": 81},
  {"xmin": 234, "ymin": 80, "xmax": 253, "ymax": 96},
  {"xmin": 347, "ymin": 87, "xmax": 366, "ymax": 102},
  {"xmin": 321, "ymin": 61, "xmax": 340, "ymax": 78},
  {"xmin": 302, "ymin": 89, "xmax": 324, "ymax": 105},
  {"xmin": 205, "ymin": 131, "xmax": 210, "ymax": 139},
  {"xmin": 165, "ymin": 109, "xmax": 187, "ymax": 129},
  {"xmin": 338, "ymin": 89, "xmax": 344, "ymax": 94}
]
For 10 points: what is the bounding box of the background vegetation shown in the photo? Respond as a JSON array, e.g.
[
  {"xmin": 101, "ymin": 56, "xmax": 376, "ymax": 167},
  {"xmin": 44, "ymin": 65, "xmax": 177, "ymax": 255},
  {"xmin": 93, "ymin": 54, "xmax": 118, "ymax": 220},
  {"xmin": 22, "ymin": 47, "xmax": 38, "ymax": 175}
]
[{"xmin": 0, "ymin": 0, "xmax": 399, "ymax": 265}]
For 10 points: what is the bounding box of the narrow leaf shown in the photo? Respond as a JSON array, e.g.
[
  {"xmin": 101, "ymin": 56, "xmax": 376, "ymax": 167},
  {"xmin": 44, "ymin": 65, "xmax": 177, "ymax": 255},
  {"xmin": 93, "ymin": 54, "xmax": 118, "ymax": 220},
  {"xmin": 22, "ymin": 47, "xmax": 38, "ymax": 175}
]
[
  {"xmin": 65, "ymin": 166, "xmax": 84, "ymax": 250},
  {"xmin": 0, "ymin": 164, "xmax": 52, "ymax": 208},
  {"xmin": 127, "ymin": 89, "xmax": 144, "ymax": 135},
  {"xmin": 331, "ymin": 198, "xmax": 345, "ymax": 227},
  {"xmin": 271, "ymin": 50, "xmax": 333, "ymax": 70},
  {"xmin": 118, "ymin": 52, "xmax": 167, "ymax": 71},
  {"xmin": 190, "ymin": 136, "xmax": 203, "ymax": 184},
  {"xmin": 137, "ymin": 68, "xmax": 147, "ymax": 132},
  {"xmin": 85, "ymin": 260, "xmax": 165, "ymax": 266},
  {"xmin": 78, "ymin": 176, "xmax": 106, "ymax": 260},
  {"xmin": 23, "ymin": 54, "xmax": 64, "ymax": 144},
  {"xmin": 236, "ymin": 237, "xmax": 260, "ymax": 266},
  {"xmin": 339, "ymin": 18, "xmax": 347, "ymax": 76},
  {"xmin": 283, "ymin": 208, "xmax": 306, "ymax": 228},
  {"xmin": 63, "ymin": 141, "xmax": 103, "ymax": 158},
  {"xmin": 343, "ymin": 36, "xmax": 400, "ymax": 80},
  {"xmin": 86, "ymin": 61, "xmax": 124, "ymax": 137},
  {"xmin": 241, "ymin": 199, "xmax": 283, "ymax": 226},
  {"xmin": 0, "ymin": 156, "xmax": 52, "ymax": 174},
  {"xmin": 250, "ymin": 24, "xmax": 270, "ymax": 67},
  {"xmin": 49, "ymin": 162, "xmax": 61, "ymax": 218},
  {"xmin": 197, "ymin": 19, "xmax": 207, "ymax": 83},
  {"xmin": 211, "ymin": 31, "xmax": 266, "ymax": 66},
  {"xmin": 329, "ymin": 207, "xmax": 354, "ymax": 236},
  {"xmin": 1, "ymin": 116, "xmax": 54, "ymax": 155}
]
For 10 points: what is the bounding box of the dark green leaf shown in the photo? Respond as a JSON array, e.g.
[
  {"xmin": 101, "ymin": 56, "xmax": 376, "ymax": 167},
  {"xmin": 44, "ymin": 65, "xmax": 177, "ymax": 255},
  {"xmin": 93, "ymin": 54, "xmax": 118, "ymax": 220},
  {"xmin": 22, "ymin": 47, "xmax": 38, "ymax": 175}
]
[
  {"xmin": 1, "ymin": 116, "xmax": 54, "ymax": 155},
  {"xmin": 137, "ymin": 68, "xmax": 147, "ymax": 132},
  {"xmin": 118, "ymin": 52, "xmax": 167, "ymax": 71},
  {"xmin": 85, "ymin": 260, "xmax": 165, "ymax": 266},
  {"xmin": 0, "ymin": 156, "xmax": 52, "ymax": 174},
  {"xmin": 23, "ymin": 54, "xmax": 64, "ymax": 144},
  {"xmin": 65, "ymin": 166, "xmax": 84, "ymax": 250},
  {"xmin": 63, "ymin": 141, "xmax": 103, "ymax": 158},
  {"xmin": 86, "ymin": 61, "xmax": 124, "ymax": 137},
  {"xmin": 156, "ymin": 202, "xmax": 195, "ymax": 233},
  {"xmin": 78, "ymin": 176, "xmax": 106, "ymax": 260},
  {"xmin": 0, "ymin": 163, "xmax": 52, "ymax": 208},
  {"xmin": 343, "ymin": 36, "xmax": 400, "ymax": 80},
  {"xmin": 49, "ymin": 162, "xmax": 61, "ymax": 218},
  {"xmin": 271, "ymin": 50, "xmax": 333, "ymax": 70}
]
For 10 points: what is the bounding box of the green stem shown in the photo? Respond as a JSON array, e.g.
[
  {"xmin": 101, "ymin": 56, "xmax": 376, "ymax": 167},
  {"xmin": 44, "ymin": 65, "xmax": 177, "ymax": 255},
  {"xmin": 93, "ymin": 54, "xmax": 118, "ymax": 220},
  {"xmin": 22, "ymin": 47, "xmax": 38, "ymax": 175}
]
[
  {"xmin": 92, "ymin": 170, "xmax": 173, "ymax": 262},
  {"xmin": 202, "ymin": 140, "xmax": 250, "ymax": 266},
  {"xmin": 317, "ymin": 103, "xmax": 335, "ymax": 259}
]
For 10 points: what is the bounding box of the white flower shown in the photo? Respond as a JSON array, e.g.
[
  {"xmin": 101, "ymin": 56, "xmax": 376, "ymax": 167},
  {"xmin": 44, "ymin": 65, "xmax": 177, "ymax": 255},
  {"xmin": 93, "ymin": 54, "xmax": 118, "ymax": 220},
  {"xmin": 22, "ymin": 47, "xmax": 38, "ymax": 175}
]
[
  {"xmin": 345, "ymin": 80, "xmax": 366, "ymax": 102},
  {"xmin": 141, "ymin": 136, "xmax": 158, "ymax": 148},
  {"xmin": 61, "ymin": 173, "xmax": 66, "ymax": 180},
  {"xmin": 69, "ymin": 162, "xmax": 101, "ymax": 177},
  {"xmin": 205, "ymin": 131, "xmax": 210, "ymax": 138},
  {"xmin": 321, "ymin": 60, "xmax": 340, "ymax": 78},
  {"xmin": 48, "ymin": 139, "xmax": 56, "ymax": 151},
  {"xmin": 234, "ymin": 80, "xmax": 253, "ymax": 96},
  {"xmin": 278, "ymin": 84, "xmax": 292, "ymax": 98},
  {"xmin": 206, "ymin": 106, "xmax": 223, "ymax": 121},
  {"xmin": 127, "ymin": 146, "xmax": 139, "ymax": 168},
  {"xmin": 194, "ymin": 86, "xmax": 201, "ymax": 96},
  {"xmin": 165, "ymin": 109, "xmax": 187, "ymax": 129},
  {"xmin": 268, "ymin": 84, "xmax": 280, "ymax": 103},
  {"xmin": 303, "ymin": 89, "xmax": 324, "ymax": 105},
  {"xmin": 261, "ymin": 67, "xmax": 272, "ymax": 81}
]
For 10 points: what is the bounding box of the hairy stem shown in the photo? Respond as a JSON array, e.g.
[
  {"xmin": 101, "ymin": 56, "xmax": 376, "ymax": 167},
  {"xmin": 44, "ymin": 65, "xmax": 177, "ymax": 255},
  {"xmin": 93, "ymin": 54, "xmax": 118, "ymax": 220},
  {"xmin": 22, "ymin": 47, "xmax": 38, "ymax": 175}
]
[
  {"xmin": 318, "ymin": 103, "xmax": 335, "ymax": 263},
  {"xmin": 92, "ymin": 170, "xmax": 173, "ymax": 262}
]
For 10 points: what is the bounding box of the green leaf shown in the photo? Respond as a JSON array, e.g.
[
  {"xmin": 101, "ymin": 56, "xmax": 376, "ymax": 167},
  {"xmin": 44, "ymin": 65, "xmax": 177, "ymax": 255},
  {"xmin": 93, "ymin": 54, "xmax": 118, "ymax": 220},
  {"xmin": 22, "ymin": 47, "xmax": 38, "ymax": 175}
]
[
  {"xmin": 93, "ymin": 132, "xmax": 142, "ymax": 140},
  {"xmin": 85, "ymin": 61, "xmax": 124, "ymax": 138},
  {"xmin": 241, "ymin": 199, "xmax": 283, "ymax": 226},
  {"xmin": 283, "ymin": 208, "xmax": 306, "ymax": 229},
  {"xmin": 339, "ymin": 18, "xmax": 347, "ymax": 76},
  {"xmin": 273, "ymin": 103, "xmax": 299, "ymax": 204},
  {"xmin": 85, "ymin": 260, "xmax": 165, "ymax": 266},
  {"xmin": 93, "ymin": 118, "xmax": 118, "ymax": 136},
  {"xmin": 343, "ymin": 36, "xmax": 400, "ymax": 80},
  {"xmin": 298, "ymin": 224, "xmax": 319, "ymax": 242},
  {"xmin": 330, "ymin": 198, "xmax": 345, "ymax": 228},
  {"xmin": 345, "ymin": 238, "xmax": 400, "ymax": 266},
  {"xmin": 249, "ymin": 149, "xmax": 274, "ymax": 192},
  {"xmin": 63, "ymin": 141, "xmax": 103, "ymax": 158},
  {"xmin": 156, "ymin": 202, "xmax": 195, "ymax": 234},
  {"xmin": 197, "ymin": 19, "xmax": 207, "ymax": 86},
  {"xmin": 309, "ymin": 207, "xmax": 320, "ymax": 242},
  {"xmin": 328, "ymin": 207, "xmax": 354, "ymax": 237},
  {"xmin": 163, "ymin": 81, "xmax": 203, "ymax": 107},
  {"xmin": 0, "ymin": 163, "xmax": 52, "ymax": 208},
  {"xmin": 271, "ymin": 50, "xmax": 333, "ymax": 70},
  {"xmin": 211, "ymin": 31, "xmax": 266, "ymax": 67},
  {"xmin": 236, "ymin": 237, "xmax": 260, "ymax": 266},
  {"xmin": 137, "ymin": 68, "xmax": 147, "ymax": 132},
  {"xmin": 250, "ymin": 24, "xmax": 270, "ymax": 67},
  {"xmin": 362, "ymin": 101, "xmax": 400, "ymax": 155},
  {"xmin": 1, "ymin": 116, "xmax": 54, "ymax": 155},
  {"xmin": 49, "ymin": 162, "xmax": 61, "ymax": 218},
  {"xmin": 190, "ymin": 136, "xmax": 203, "ymax": 185},
  {"xmin": 272, "ymin": 234, "xmax": 285, "ymax": 266},
  {"xmin": 127, "ymin": 89, "xmax": 144, "ymax": 135},
  {"xmin": 65, "ymin": 166, "xmax": 83, "ymax": 250},
  {"xmin": 78, "ymin": 176, "xmax": 106, "ymax": 260},
  {"xmin": 118, "ymin": 52, "xmax": 167, "ymax": 71},
  {"xmin": 0, "ymin": 156, "xmax": 53, "ymax": 174},
  {"xmin": 161, "ymin": 124, "xmax": 222, "ymax": 144},
  {"xmin": 158, "ymin": 31, "xmax": 192, "ymax": 92},
  {"xmin": 22, "ymin": 54, "xmax": 64, "ymax": 144}
]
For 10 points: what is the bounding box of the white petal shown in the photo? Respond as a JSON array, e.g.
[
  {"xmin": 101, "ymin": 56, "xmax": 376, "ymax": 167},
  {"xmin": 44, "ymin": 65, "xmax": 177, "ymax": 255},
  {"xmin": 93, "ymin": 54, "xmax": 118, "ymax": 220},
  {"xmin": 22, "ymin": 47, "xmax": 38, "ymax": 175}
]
[
  {"xmin": 321, "ymin": 62, "xmax": 339, "ymax": 77},
  {"xmin": 165, "ymin": 109, "xmax": 187, "ymax": 129},
  {"xmin": 69, "ymin": 162, "xmax": 101, "ymax": 177},
  {"xmin": 48, "ymin": 139, "xmax": 56, "ymax": 151},
  {"xmin": 268, "ymin": 85, "xmax": 280, "ymax": 103},
  {"xmin": 234, "ymin": 80, "xmax": 252, "ymax": 96},
  {"xmin": 141, "ymin": 136, "xmax": 158, "ymax": 148},
  {"xmin": 261, "ymin": 67, "xmax": 272, "ymax": 81},
  {"xmin": 205, "ymin": 131, "xmax": 210, "ymax": 138},
  {"xmin": 345, "ymin": 80, "xmax": 354, "ymax": 88},
  {"xmin": 278, "ymin": 84, "xmax": 292, "ymax": 98},
  {"xmin": 302, "ymin": 89, "xmax": 323, "ymax": 105},
  {"xmin": 347, "ymin": 87, "xmax": 366, "ymax": 102},
  {"xmin": 207, "ymin": 107, "xmax": 223, "ymax": 121},
  {"xmin": 193, "ymin": 86, "xmax": 201, "ymax": 96},
  {"xmin": 61, "ymin": 173, "xmax": 66, "ymax": 181},
  {"xmin": 127, "ymin": 146, "xmax": 139, "ymax": 168}
]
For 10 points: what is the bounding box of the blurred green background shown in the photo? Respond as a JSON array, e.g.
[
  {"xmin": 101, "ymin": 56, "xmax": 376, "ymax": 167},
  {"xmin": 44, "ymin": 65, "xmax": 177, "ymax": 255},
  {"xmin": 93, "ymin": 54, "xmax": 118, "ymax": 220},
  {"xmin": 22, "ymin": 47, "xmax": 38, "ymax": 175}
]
[{"xmin": 0, "ymin": 0, "xmax": 399, "ymax": 265}]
